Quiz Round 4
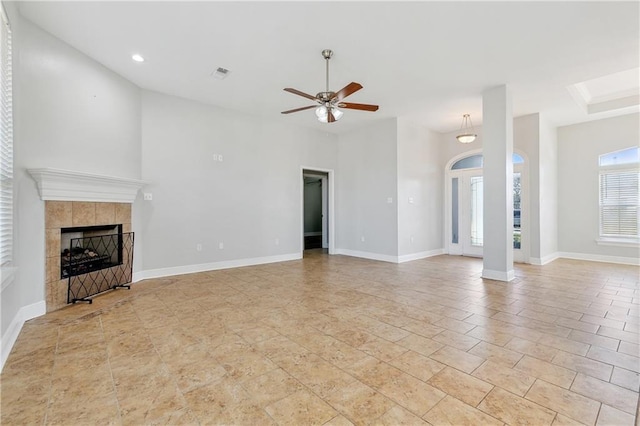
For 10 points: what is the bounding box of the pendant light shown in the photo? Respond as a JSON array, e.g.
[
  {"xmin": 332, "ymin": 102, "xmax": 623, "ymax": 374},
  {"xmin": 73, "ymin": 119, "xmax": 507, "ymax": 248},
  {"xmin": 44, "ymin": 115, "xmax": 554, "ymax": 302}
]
[{"xmin": 456, "ymin": 114, "xmax": 477, "ymax": 143}]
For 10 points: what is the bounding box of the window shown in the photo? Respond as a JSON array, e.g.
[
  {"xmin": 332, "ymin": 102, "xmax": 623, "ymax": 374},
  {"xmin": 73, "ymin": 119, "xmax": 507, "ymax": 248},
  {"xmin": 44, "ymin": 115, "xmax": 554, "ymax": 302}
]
[
  {"xmin": 451, "ymin": 153, "xmax": 524, "ymax": 170},
  {"xmin": 598, "ymin": 148, "xmax": 639, "ymax": 242},
  {"xmin": 513, "ymin": 172, "xmax": 521, "ymax": 249},
  {"xmin": 0, "ymin": 6, "xmax": 13, "ymax": 276},
  {"xmin": 599, "ymin": 147, "xmax": 639, "ymax": 167},
  {"xmin": 470, "ymin": 176, "xmax": 483, "ymax": 246}
]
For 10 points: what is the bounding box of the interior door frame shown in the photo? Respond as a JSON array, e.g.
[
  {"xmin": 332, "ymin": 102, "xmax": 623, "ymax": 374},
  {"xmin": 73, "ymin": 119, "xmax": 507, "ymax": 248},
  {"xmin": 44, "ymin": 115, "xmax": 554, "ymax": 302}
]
[
  {"xmin": 456, "ymin": 169, "xmax": 485, "ymax": 257},
  {"xmin": 301, "ymin": 166, "xmax": 335, "ymax": 256},
  {"xmin": 444, "ymin": 150, "xmax": 529, "ymax": 262}
]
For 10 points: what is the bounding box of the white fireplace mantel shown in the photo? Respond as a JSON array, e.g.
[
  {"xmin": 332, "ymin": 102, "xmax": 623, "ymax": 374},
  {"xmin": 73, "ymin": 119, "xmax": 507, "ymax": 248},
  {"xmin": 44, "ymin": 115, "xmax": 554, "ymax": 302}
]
[{"xmin": 28, "ymin": 168, "xmax": 148, "ymax": 203}]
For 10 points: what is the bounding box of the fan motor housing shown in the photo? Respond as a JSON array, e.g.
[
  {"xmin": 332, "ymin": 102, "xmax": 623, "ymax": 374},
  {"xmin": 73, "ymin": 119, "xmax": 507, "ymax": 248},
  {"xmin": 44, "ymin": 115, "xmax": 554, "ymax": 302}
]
[{"xmin": 316, "ymin": 91, "xmax": 335, "ymax": 102}]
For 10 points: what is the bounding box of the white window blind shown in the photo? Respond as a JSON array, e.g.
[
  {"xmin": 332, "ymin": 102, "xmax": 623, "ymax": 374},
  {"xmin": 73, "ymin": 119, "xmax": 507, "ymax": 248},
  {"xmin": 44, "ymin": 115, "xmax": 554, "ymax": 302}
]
[
  {"xmin": 599, "ymin": 170, "xmax": 639, "ymax": 237},
  {"xmin": 0, "ymin": 7, "xmax": 12, "ymax": 268}
]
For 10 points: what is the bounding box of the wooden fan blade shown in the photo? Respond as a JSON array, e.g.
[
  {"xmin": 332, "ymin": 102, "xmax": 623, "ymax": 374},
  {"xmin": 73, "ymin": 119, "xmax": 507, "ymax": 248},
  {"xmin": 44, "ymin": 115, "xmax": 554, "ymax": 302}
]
[
  {"xmin": 281, "ymin": 105, "xmax": 317, "ymax": 114},
  {"xmin": 338, "ymin": 102, "xmax": 379, "ymax": 112},
  {"xmin": 328, "ymin": 109, "xmax": 336, "ymax": 123},
  {"xmin": 284, "ymin": 88, "xmax": 318, "ymax": 101},
  {"xmin": 331, "ymin": 82, "xmax": 363, "ymax": 101}
]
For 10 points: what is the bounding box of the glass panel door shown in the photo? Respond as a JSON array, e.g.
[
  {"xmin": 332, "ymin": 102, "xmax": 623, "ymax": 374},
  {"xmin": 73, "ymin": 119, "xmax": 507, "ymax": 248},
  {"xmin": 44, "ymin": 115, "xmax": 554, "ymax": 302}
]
[
  {"xmin": 470, "ymin": 176, "xmax": 483, "ymax": 247},
  {"xmin": 452, "ymin": 177, "xmax": 459, "ymax": 244},
  {"xmin": 461, "ymin": 171, "xmax": 484, "ymax": 257},
  {"xmin": 513, "ymin": 172, "xmax": 521, "ymax": 249}
]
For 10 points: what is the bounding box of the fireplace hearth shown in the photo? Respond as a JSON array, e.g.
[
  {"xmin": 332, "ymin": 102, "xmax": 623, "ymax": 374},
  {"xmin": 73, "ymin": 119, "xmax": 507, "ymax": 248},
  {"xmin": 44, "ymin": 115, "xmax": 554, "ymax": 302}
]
[
  {"xmin": 29, "ymin": 168, "xmax": 146, "ymax": 312},
  {"xmin": 43, "ymin": 201, "xmax": 135, "ymax": 311}
]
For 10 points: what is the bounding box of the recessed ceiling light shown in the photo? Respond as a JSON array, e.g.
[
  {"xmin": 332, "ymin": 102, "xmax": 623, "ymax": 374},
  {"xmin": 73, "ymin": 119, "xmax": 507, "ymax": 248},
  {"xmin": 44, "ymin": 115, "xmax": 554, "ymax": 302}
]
[{"xmin": 131, "ymin": 54, "xmax": 145, "ymax": 63}]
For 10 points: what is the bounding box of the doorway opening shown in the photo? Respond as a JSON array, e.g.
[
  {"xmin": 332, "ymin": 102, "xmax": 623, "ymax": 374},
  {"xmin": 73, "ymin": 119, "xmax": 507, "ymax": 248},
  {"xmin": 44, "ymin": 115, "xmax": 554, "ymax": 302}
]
[
  {"xmin": 445, "ymin": 151, "xmax": 528, "ymax": 262},
  {"xmin": 301, "ymin": 168, "xmax": 334, "ymax": 257},
  {"xmin": 303, "ymin": 176, "xmax": 324, "ymax": 249}
]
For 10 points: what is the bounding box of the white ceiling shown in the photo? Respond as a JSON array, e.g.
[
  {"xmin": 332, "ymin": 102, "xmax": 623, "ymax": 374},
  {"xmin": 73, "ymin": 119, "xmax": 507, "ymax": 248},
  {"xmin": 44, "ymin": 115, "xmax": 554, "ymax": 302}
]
[
  {"xmin": 579, "ymin": 68, "xmax": 639, "ymax": 104},
  {"xmin": 15, "ymin": 1, "xmax": 640, "ymax": 134}
]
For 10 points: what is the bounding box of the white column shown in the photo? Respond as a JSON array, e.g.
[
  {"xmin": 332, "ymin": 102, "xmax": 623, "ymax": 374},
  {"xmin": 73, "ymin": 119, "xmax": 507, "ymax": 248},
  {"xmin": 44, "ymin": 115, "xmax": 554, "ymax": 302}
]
[{"xmin": 482, "ymin": 85, "xmax": 514, "ymax": 281}]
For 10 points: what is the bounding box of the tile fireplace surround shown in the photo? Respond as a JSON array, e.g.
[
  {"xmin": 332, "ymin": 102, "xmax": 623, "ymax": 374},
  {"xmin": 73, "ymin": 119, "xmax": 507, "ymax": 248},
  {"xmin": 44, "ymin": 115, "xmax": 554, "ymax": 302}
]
[
  {"xmin": 28, "ymin": 168, "xmax": 147, "ymax": 312},
  {"xmin": 45, "ymin": 201, "xmax": 132, "ymax": 311}
]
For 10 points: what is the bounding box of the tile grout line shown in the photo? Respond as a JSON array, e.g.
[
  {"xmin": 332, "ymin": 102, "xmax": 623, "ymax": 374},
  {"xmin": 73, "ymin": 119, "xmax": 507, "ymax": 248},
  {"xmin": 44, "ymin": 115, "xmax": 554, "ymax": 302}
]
[
  {"xmin": 98, "ymin": 315, "xmax": 124, "ymax": 426},
  {"xmin": 41, "ymin": 326, "xmax": 60, "ymax": 426}
]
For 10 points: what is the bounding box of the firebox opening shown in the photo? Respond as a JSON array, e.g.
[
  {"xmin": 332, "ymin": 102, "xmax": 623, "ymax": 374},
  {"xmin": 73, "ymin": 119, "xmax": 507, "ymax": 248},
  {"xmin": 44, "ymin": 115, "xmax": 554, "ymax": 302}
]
[{"xmin": 60, "ymin": 224, "xmax": 123, "ymax": 279}]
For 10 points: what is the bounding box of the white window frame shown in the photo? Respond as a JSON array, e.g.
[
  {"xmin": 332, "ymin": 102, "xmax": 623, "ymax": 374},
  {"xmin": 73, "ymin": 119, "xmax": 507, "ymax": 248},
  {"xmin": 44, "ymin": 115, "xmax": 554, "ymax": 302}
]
[
  {"xmin": 0, "ymin": 5, "xmax": 14, "ymax": 291},
  {"xmin": 597, "ymin": 163, "xmax": 640, "ymax": 247}
]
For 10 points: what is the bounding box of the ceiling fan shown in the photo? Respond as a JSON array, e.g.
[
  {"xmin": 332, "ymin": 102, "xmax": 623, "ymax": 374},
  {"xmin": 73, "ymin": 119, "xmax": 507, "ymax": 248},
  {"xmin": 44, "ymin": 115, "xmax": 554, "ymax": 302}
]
[{"xmin": 281, "ymin": 49, "xmax": 379, "ymax": 123}]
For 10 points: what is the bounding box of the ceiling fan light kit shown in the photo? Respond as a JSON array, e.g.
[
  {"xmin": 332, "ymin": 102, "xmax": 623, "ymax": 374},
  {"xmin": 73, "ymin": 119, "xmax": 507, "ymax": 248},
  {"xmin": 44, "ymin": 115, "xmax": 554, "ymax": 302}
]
[
  {"xmin": 315, "ymin": 105, "xmax": 343, "ymax": 123},
  {"xmin": 282, "ymin": 49, "xmax": 379, "ymax": 123},
  {"xmin": 456, "ymin": 114, "xmax": 477, "ymax": 143}
]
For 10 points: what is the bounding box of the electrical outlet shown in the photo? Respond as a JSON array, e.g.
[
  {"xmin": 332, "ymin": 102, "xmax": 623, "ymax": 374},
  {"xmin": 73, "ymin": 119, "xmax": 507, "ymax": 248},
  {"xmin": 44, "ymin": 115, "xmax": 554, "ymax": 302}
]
[
  {"xmin": 408, "ymin": 197, "xmax": 414, "ymax": 204},
  {"xmin": 213, "ymin": 154, "xmax": 218, "ymax": 161},
  {"xmin": 143, "ymin": 193, "xmax": 153, "ymax": 201},
  {"xmin": 361, "ymin": 236, "xmax": 365, "ymax": 242},
  {"xmin": 386, "ymin": 197, "xmax": 393, "ymax": 204},
  {"xmin": 275, "ymin": 238, "xmax": 279, "ymax": 246},
  {"xmin": 410, "ymin": 236, "xmax": 414, "ymax": 244},
  {"xmin": 196, "ymin": 243, "xmax": 202, "ymax": 252},
  {"xmin": 218, "ymin": 154, "xmax": 224, "ymax": 162},
  {"xmin": 218, "ymin": 242, "xmax": 224, "ymax": 249}
]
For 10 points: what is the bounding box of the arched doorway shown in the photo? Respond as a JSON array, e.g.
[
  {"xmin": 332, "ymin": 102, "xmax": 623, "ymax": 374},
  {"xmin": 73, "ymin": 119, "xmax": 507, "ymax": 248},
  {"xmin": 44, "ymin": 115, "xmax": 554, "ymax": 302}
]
[{"xmin": 445, "ymin": 151, "xmax": 528, "ymax": 262}]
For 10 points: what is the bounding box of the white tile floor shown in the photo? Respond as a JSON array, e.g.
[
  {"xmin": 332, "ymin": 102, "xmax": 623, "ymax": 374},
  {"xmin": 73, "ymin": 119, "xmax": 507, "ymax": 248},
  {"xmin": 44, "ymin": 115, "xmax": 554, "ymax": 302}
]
[{"xmin": 2, "ymin": 252, "xmax": 638, "ymax": 425}]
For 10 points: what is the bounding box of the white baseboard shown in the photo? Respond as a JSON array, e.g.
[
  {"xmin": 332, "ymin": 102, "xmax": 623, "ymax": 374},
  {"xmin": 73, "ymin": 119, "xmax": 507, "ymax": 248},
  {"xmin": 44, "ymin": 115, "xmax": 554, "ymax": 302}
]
[
  {"xmin": 334, "ymin": 249, "xmax": 399, "ymax": 263},
  {"xmin": 557, "ymin": 251, "xmax": 640, "ymax": 266},
  {"xmin": 134, "ymin": 253, "xmax": 302, "ymax": 282},
  {"xmin": 1, "ymin": 300, "xmax": 46, "ymax": 372},
  {"xmin": 482, "ymin": 268, "xmax": 515, "ymax": 282},
  {"xmin": 530, "ymin": 252, "xmax": 560, "ymax": 266},
  {"xmin": 398, "ymin": 249, "xmax": 445, "ymax": 263},
  {"xmin": 335, "ymin": 248, "xmax": 445, "ymax": 264}
]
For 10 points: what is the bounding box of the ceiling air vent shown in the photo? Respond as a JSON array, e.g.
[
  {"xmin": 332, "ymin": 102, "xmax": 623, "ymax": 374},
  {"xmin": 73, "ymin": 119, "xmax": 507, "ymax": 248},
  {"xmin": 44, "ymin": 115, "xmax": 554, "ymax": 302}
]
[{"xmin": 211, "ymin": 67, "xmax": 230, "ymax": 80}]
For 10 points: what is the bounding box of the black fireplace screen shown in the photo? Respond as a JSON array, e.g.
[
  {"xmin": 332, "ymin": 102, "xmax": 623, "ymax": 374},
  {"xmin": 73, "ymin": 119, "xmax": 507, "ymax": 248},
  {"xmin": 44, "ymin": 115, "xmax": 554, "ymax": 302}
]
[{"xmin": 65, "ymin": 232, "xmax": 134, "ymax": 303}]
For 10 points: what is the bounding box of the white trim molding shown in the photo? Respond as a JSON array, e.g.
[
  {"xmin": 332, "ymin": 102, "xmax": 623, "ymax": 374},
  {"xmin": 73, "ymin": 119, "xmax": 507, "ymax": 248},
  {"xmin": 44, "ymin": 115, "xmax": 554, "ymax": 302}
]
[
  {"xmin": 0, "ymin": 266, "xmax": 17, "ymax": 293},
  {"xmin": 558, "ymin": 251, "xmax": 640, "ymax": 266},
  {"xmin": 334, "ymin": 249, "xmax": 399, "ymax": 264},
  {"xmin": 336, "ymin": 248, "xmax": 445, "ymax": 264},
  {"xmin": 134, "ymin": 253, "xmax": 302, "ymax": 282},
  {"xmin": 300, "ymin": 166, "xmax": 335, "ymax": 255},
  {"xmin": 1, "ymin": 300, "xmax": 46, "ymax": 371},
  {"xmin": 28, "ymin": 168, "xmax": 148, "ymax": 203},
  {"xmin": 596, "ymin": 238, "xmax": 640, "ymax": 248},
  {"xmin": 529, "ymin": 252, "xmax": 560, "ymax": 266},
  {"xmin": 482, "ymin": 268, "xmax": 516, "ymax": 282},
  {"xmin": 398, "ymin": 249, "xmax": 445, "ymax": 263}
]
